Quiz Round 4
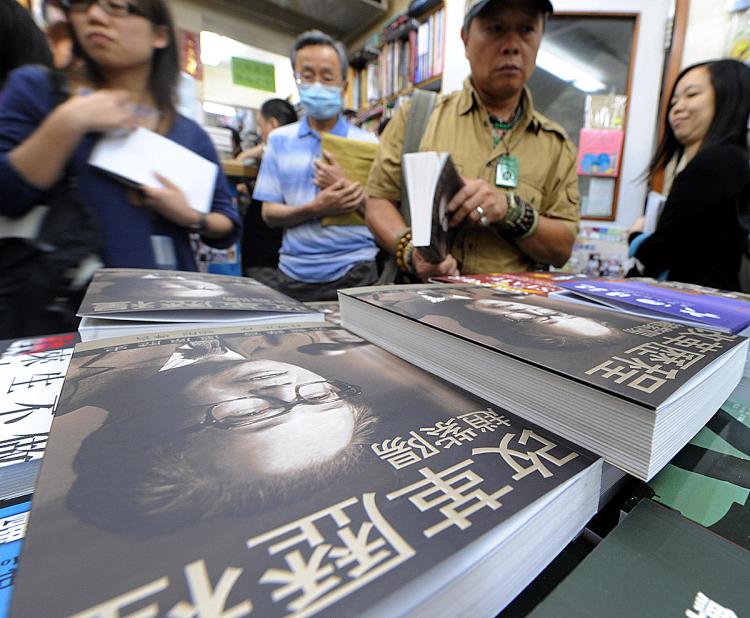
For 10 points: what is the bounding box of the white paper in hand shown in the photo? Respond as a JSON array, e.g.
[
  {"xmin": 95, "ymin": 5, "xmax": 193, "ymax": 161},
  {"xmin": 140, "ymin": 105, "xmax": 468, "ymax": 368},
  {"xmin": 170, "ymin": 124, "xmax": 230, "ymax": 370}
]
[{"xmin": 88, "ymin": 127, "xmax": 219, "ymax": 213}]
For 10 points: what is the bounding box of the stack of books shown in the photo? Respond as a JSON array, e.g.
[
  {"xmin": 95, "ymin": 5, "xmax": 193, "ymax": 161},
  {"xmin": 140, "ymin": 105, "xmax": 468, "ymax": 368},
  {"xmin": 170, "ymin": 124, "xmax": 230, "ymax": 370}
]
[
  {"xmin": 5, "ymin": 269, "xmax": 750, "ymax": 616},
  {"xmin": 338, "ymin": 283, "xmax": 747, "ymax": 480}
]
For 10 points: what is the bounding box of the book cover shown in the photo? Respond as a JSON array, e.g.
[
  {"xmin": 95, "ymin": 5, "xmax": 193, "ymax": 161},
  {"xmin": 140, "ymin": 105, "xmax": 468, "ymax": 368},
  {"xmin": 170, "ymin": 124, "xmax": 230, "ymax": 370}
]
[
  {"xmin": 339, "ymin": 284, "xmax": 748, "ymax": 479},
  {"xmin": 557, "ymin": 278, "xmax": 750, "ymax": 334},
  {"xmin": 319, "ymin": 133, "xmax": 378, "ymax": 227},
  {"xmin": 0, "ymin": 498, "xmax": 31, "ymax": 618},
  {"xmin": 528, "ymin": 499, "xmax": 750, "ymax": 618},
  {"xmin": 403, "ymin": 152, "xmax": 464, "ymax": 263},
  {"xmin": 0, "ymin": 334, "xmax": 77, "ymax": 501},
  {"xmin": 77, "ymin": 268, "xmax": 323, "ymax": 323},
  {"xmin": 429, "ymin": 272, "xmax": 584, "ymax": 296},
  {"xmin": 643, "ymin": 384, "xmax": 750, "ymax": 549},
  {"xmin": 9, "ymin": 324, "xmax": 600, "ymax": 617},
  {"xmin": 576, "ymin": 128, "xmax": 624, "ymax": 177}
]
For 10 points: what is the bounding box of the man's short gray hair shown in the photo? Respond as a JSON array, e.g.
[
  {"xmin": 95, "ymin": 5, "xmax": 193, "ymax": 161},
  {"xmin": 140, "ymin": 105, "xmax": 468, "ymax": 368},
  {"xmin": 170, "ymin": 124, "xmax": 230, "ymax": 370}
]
[{"xmin": 290, "ymin": 29, "xmax": 348, "ymax": 79}]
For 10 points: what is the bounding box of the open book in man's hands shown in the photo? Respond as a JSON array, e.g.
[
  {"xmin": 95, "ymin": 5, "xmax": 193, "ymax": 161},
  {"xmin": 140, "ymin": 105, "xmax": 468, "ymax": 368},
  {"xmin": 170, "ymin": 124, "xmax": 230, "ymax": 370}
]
[
  {"xmin": 403, "ymin": 152, "xmax": 464, "ymax": 262},
  {"xmin": 88, "ymin": 127, "xmax": 219, "ymax": 213}
]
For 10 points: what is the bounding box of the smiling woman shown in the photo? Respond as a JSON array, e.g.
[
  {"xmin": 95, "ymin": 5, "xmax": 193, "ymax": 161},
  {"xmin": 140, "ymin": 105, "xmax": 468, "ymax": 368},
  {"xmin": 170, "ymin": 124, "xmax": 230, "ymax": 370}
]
[{"xmin": 629, "ymin": 59, "xmax": 750, "ymax": 291}]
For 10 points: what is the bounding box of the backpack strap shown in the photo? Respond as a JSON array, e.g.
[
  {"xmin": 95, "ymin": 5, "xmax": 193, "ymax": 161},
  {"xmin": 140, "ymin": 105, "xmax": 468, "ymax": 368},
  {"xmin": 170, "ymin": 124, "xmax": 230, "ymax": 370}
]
[{"xmin": 378, "ymin": 89, "xmax": 437, "ymax": 284}]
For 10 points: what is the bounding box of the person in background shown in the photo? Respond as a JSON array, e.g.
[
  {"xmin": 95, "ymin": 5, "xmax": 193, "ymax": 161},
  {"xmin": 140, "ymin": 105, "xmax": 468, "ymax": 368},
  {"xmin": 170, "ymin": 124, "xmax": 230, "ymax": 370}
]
[
  {"xmin": 253, "ymin": 29, "xmax": 379, "ymax": 302},
  {"xmin": 0, "ymin": 0, "xmax": 53, "ymax": 92},
  {"xmin": 45, "ymin": 20, "xmax": 75, "ymax": 70},
  {"xmin": 366, "ymin": 0, "xmax": 579, "ymax": 283},
  {"xmin": 0, "ymin": 0, "xmax": 240, "ymax": 272},
  {"xmin": 629, "ymin": 59, "xmax": 750, "ymax": 291},
  {"xmin": 234, "ymin": 98, "xmax": 297, "ymax": 287}
]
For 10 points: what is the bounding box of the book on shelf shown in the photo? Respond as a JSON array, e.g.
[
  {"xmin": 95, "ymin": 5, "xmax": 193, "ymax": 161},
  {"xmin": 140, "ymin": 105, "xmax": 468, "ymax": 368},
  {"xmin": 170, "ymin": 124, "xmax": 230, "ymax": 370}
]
[
  {"xmin": 556, "ymin": 278, "xmax": 750, "ymax": 335},
  {"xmin": 638, "ymin": 377, "xmax": 750, "ymax": 550},
  {"xmin": 319, "ymin": 133, "xmax": 378, "ymax": 227},
  {"xmin": 338, "ymin": 283, "xmax": 748, "ymax": 481},
  {"xmin": 403, "ymin": 152, "xmax": 463, "ymax": 262},
  {"xmin": 0, "ymin": 497, "xmax": 31, "ymax": 617},
  {"xmin": 9, "ymin": 323, "xmax": 601, "ymax": 617},
  {"xmin": 348, "ymin": 4, "xmax": 444, "ymax": 112},
  {"xmin": 528, "ymin": 499, "xmax": 750, "ymax": 618},
  {"xmin": 0, "ymin": 333, "xmax": 77, "ymax": 501},
  {"xmin": 76, "ymin": 268, "xmax": 324, "ymax": 341}
]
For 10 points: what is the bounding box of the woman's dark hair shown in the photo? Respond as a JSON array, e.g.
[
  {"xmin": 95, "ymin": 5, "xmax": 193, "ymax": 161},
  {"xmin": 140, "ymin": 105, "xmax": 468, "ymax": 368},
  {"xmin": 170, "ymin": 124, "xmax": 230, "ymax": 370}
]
[
  {"xmin": 648, "ymin": 59, "xmax": 750, "ymax": 180},
  {"xmin": 64, "ymin": 0, "xmax": 179, "ymax": 114},
  {"xmin": 0, "ymin": 0, "xmax": 53, "ymax": 89},
  {"xmin": 260, "ymin": 98, "xmax": 298, "ymax": 127}
]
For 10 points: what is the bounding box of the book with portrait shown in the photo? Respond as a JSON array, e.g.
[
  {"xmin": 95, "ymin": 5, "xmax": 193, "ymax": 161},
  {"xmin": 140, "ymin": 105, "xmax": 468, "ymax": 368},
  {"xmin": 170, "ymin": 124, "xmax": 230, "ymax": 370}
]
[
  {"xmin": 8, "ymin": 323, "xmax": 601, "ymax": 617},
  {"xmin": 0, "ymin": 333, "xmax": 78, "ymax": 501},
  {"xmin": 528, "ymin": 499, "xmax": 750, "ymax": 618},
  {"xmin": 338, "ymin": 283, "xmax": 749, "ymax": 480},
  {"xmin": 556, "ymin": 278, "xmax": 750, "ymax": 335},
  {"xmin": 76, "ymin": 268, "xmax": 324, "ymax": 341},
  {"xmin": 634, "ymin": 377, "xmax": 750, "ymax": 550},
  {"xmin": 403, "ymin": 152, "xmax": 464, "ymax": 262}
]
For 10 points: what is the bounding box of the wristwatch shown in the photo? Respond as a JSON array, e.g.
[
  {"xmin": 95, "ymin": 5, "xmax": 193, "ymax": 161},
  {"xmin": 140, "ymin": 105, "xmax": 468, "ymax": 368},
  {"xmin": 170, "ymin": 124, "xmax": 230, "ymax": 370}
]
[{"xmin": 186, "ymin": 213, "xmax": 207, "ymax": 233}]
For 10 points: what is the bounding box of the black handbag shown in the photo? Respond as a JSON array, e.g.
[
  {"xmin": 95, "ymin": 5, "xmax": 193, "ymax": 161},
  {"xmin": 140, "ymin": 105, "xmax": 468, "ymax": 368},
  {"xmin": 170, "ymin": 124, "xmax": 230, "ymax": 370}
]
[{"xmin": 0, "ymin": 70, "xmax": 103, "ymax": 338}]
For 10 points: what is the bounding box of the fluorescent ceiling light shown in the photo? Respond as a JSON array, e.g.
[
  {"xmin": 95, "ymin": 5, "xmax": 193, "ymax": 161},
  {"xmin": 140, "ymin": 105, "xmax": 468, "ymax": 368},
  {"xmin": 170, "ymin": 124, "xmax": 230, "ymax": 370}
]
[
  {"xmin": 202, "ymin": 101, "xmax": 237, "ymax": 117},
  {"xmin": 537, "ymin": 48, "xmax": 606, "ymax": 93}
]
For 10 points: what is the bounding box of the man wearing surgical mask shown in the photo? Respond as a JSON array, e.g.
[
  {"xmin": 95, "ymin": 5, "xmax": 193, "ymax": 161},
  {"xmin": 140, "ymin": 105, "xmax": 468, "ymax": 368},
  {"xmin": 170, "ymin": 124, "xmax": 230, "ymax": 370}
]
[{"xmin": 253, "ymin": 30, "xmax": 379, "ymax": 301}]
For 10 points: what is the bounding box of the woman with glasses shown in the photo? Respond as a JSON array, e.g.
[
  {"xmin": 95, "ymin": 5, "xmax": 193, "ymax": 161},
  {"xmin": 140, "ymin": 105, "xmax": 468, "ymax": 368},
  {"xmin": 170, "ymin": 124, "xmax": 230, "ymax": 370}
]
[{"xmin": 0, "ymin": 0, "xmax": 240, "ymax": 272}]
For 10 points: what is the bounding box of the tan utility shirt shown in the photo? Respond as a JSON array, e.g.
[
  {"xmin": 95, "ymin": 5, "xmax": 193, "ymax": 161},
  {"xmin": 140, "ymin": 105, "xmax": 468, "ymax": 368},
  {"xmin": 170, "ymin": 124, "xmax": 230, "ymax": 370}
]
[{"xmin": 366, "ymin": 78, "xmax": 580, "ymax": 273}]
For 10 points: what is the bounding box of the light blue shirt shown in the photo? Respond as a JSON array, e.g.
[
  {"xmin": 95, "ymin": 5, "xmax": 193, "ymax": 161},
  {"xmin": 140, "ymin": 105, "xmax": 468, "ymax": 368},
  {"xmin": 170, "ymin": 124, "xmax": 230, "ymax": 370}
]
[{"xmin": 253, "ymin": 115, "xmax": 378, "ymax": 283}]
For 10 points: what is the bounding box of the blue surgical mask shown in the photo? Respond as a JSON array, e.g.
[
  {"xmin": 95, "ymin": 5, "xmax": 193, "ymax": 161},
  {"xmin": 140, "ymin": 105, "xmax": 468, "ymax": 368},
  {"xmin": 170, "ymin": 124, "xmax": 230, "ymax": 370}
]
[{"xmin": 298, "ymin": 82, "xmax": 343, "ymax": 120}]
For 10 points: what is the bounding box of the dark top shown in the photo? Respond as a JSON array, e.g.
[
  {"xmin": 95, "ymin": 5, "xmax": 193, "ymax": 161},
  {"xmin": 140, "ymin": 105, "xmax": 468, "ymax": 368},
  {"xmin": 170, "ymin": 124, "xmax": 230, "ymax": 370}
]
[
  {"xmin": 0, "ymin": 66, "xmax": 241, "ymax": 271},
  {"xmin": 634, "ymin": 144, "xmax": 750, "ymax": 291}
]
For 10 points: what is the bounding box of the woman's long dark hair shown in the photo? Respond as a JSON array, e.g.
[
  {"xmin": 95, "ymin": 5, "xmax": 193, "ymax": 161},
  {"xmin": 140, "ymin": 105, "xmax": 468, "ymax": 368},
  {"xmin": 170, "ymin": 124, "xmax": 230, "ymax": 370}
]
[
  {"xmin": 0, "ymin": 0, "xmax": 53, "ymax": 89},
  {"xmin": 648, "ymin": 59, "xmax": 750, "ymax": 181},
  {"xmin": 65, "ymin": 0, "xmax": 179, "ymax": 114}
]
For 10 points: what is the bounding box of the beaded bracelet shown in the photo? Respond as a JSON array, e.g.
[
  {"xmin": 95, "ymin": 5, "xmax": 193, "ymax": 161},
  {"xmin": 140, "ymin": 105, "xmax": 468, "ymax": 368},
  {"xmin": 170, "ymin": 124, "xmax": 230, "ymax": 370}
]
[
  {"xmin": 394, "ymin": 228, "xmax": 413, "ymax": 273},
  {"xmin": 497, "ymin": 193, "xmax": 539, "ymax": 239}
]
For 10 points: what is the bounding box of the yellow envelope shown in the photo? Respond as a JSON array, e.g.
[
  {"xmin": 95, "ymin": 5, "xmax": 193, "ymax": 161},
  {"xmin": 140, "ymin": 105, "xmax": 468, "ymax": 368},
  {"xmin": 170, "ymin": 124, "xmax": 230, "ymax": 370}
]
[{"xmin": 319, "ymin": 132, "xmax": 379, "ymax": 226}]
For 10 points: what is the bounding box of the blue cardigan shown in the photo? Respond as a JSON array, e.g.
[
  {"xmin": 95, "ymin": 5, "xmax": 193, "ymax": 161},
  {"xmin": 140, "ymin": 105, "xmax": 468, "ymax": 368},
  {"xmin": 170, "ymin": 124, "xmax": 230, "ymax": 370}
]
[{"xmin": 0, "ymin": 66, "xmax": 240, "ymax": 271}]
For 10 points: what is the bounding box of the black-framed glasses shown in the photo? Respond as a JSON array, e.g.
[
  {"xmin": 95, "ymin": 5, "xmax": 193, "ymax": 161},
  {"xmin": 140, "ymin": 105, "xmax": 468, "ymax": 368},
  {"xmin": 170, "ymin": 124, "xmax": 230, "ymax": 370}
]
[
  {"xmin": 61, "ymin": 0, "xmax": 147, "ymax": 18},
  {"xmin": 187, "ymin": 379, "xmax": 362, "ymax": 432}
]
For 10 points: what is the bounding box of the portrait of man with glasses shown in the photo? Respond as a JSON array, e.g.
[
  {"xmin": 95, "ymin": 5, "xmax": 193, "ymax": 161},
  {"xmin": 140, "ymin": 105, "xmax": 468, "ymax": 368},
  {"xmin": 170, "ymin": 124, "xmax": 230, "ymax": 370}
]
[
  {"xmin": 53, "ymin": 329, "xmax": 376, "ymax": 534},
  {"xmin": 252, "ymin": 30, "xmax": 380, "ymax": 302}
]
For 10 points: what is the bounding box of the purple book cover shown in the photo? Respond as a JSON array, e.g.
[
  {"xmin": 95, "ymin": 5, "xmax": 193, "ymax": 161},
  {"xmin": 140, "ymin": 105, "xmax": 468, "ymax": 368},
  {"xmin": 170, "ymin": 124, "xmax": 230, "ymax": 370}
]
[{"xmin": 557, "ymin": 279, "xmax": 750, "ymax": 334}]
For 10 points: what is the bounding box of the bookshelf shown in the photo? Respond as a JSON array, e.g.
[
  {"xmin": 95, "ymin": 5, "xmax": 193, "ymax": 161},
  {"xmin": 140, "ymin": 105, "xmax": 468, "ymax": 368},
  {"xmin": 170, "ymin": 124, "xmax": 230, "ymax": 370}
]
[{"xmin": 346, "ymin": 1, "xmax": 446, "ymax": 130}]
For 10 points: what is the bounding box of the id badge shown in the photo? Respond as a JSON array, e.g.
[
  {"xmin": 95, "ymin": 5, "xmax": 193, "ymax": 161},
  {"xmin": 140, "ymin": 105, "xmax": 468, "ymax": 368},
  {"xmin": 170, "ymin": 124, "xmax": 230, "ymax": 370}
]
[{"xmin": 495, "ymin": 155, "xmax": 519, "ymax": 188}]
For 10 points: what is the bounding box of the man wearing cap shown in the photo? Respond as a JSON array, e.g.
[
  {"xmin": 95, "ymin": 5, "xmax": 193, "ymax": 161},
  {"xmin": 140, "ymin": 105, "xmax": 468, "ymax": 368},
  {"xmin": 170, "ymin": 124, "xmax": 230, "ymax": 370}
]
[{"xmin": 365, "ymin": 0, "xmax": 580, "ymax": 281}]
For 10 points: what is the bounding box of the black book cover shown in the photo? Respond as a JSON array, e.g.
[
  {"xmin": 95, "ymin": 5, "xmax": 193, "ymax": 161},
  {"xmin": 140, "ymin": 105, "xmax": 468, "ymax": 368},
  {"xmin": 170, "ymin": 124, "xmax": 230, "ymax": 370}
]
[
  {"xmin": 9, "ymin": 324, "xmax": 600, "ymax": 617},
  {"xmin": 529, "ymin": 499, "xmax": 750, "ymax": 618},
  {"xmin": 404, "ymin": 153, "xmax": 464, "ymax": 263}
]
